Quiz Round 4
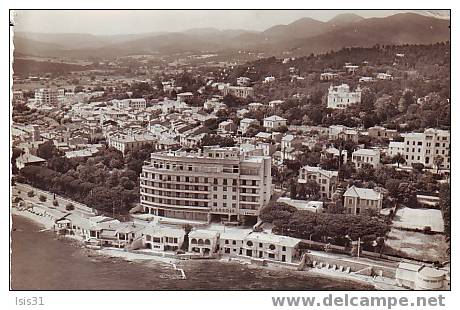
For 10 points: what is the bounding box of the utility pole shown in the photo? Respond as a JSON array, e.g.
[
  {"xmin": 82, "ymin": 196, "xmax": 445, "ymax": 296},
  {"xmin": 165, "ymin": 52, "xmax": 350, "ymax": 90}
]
[{"xmin": 357, "ymin": 237, "xmax": 361, "ymax": 258}]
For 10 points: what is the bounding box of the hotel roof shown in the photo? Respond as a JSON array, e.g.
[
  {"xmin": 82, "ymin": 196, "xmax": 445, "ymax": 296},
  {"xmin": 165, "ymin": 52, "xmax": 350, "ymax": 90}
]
[{"xmin": 343, "ymin": 186, "xmax": 383, "ymax": 200}]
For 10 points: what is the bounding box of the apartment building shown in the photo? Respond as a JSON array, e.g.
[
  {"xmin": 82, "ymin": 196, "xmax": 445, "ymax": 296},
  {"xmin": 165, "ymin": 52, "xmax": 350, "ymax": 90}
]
[
  {"xmin": 328, "ymin": 125, "xmax": 359, "ymax": 143},
  {"xmin": 222, "ymin": 86, "xmax": 254, "ymax": 99},
  {"xmin": 239, "ymin": 118, "xmax": 259, "ymax": 135},
  {"xmin": 236, "ymin": 76, "xmax": 251, "ymax": 86},
  {"xmin": 320, "ymin": 72, "xmax": 339, "ymax": 81},
  {"xmin": 263, "ymin": 115, "xmax": 287, "ymax": 131},
  {"xmin": 323, "ymin": 147, "xmax": 348, "ymax": 164},
  {"xmin": 388, "ymin": 141, "xmax": 405, "ymax": 157},
  {"xmin": 176, "ymin": 92, "xmax": 193, "ymax": 102},
  {"xmin": 106, "ymin": 132, "xmax": 156, "ymax": 154},
  {"xmin": 377, "ymin": 73, "xmax": 393, "ymax": 80},
  {"xmin": 34, "ymin": 88, "xmax": 58, "ymax": 105},
  {"xmin": 112, "ymin": 98, "xmax": 147, "ymax": 109},
  {"xmin": 139, "ymin": 146, "xmax": 272, "ymax": 223},
  {"xmin": 401, "ymin": 129, "xmax": 450, "ymax": 170},
  {"xmin": 352, "ymin": 148, "xmax": 381, "ymax": 169},
  {"xmin": 368, "ymin": 126, "xmax": 399, "ymax": 140},
  {"xmin": 298, "ymin": 165, "xmax": 338, "ymax": 200},
  {"xmin": 218, "ymin": 120, "xmax": 237, "ymax": 134},
  {"xmin": 327, "ymin": 84, "xmax": 362, "ymax": 109},
  {"xmin": 343, "ymin": 186, "xmax": 383, "ymax": 215}
]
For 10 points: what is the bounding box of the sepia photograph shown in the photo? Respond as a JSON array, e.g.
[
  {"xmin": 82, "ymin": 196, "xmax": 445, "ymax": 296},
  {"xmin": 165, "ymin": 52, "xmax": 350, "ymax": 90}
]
[{"xmin": 8, "ymin": 7, "xmax": 451, "ymax": 301}]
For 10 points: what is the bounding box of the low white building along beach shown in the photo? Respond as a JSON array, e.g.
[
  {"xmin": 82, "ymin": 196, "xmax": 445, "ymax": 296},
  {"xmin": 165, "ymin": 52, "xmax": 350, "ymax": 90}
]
[
  {"xmin": 188, "ymin": 229, "xmax": 219, "ymax": 256},
  {"xmin": 343, "ymin": 186, "xmax": 383, "ymax": 215},
  {"xmin": 241, "ymin": 232, "xmax": 300, "ymax": 263},
  {"xmin": 141, "ymin": 226, "xmax": 185, "ymax": 252},
  {"xmin": 97, "ymin": 222, "xmax": 144, "ymax": 248}
]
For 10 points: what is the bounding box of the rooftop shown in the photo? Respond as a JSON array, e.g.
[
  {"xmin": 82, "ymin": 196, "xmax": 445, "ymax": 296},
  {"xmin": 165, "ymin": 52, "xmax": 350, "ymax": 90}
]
[{"xmin": 343, "ymin": 186, "xmax": 383, "ymax": 200}]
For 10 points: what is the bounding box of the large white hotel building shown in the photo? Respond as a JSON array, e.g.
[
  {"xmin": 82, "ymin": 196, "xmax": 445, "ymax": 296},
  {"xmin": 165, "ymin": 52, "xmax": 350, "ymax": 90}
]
[
  {"xmin": 140, "ymin": 146, "xmax": 272, "ymax": 222},
  {"xmin": 401, "ymin": 128, "xmax": 450, "ymax": 170}
]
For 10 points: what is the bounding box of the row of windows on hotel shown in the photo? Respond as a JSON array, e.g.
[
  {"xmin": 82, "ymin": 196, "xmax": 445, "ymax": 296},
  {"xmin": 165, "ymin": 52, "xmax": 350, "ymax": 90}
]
[
  {"xmin": 150, "ymin": 161, "xmax": 239, "ymax": 173},
  {"xmin": 406, "ymin": 155, "xmax": 450, "ymax": 164},
  {"xmin": 141, "ymin": 174, "xmax": 260, "ymax": 187},
  {"xmin": 141, "ymin": 189, "xmax": 260, "ymax": 203},
  {"xmin": 141, "ymin": 181, "xmax": 260, "ymax": 194},
  {"xmin": 406, "ymin": 148, "xmax": 450, "ymax": 155},
  {"xmin": 141, "ymin": 197, "xmax": 259, "ymax": 210},
  {"xmin": 406, "ymin": 137, "xmax": 448, "ymax": 145}
]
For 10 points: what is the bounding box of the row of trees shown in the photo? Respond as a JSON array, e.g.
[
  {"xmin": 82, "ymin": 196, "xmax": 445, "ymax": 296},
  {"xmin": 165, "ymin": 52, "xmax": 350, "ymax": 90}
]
[
  {"xmin": 259, "ymin": 203, "xmax": 390, "ymax": 250},
  {"xmin": 17, "ymin": 144, "xmax": 158, "ymax": 215}
]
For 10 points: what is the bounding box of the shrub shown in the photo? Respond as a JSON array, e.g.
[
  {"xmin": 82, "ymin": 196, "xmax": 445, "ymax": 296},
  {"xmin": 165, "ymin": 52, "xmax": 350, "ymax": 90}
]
[
  {"xmin": 66, "ymin": 203, "xmax": 75, "ymax": 211},
  {"xmin": 39, "ymin": 194, "xmax": 47, "ymax": 202},
  {"xmin": 423, "ymin": 226, "xmax": 432, "ymax": 234},
  {"xmin": 27, "ymin": 190, "xmax": 34, "ymax": 197},
  {"xmin": 53, "ymin": 199, "xmax": 59, "ymax": 207}
]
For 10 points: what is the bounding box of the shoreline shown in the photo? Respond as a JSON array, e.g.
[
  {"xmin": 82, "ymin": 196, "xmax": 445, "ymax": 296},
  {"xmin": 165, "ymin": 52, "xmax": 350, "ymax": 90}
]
[
  {"xmin": 12, "ymin": 210, "xmax": 378, "ymax": 289},
  {"xmin": 11, "ymin": 208, "xmax": 54, "ymax": 230}
]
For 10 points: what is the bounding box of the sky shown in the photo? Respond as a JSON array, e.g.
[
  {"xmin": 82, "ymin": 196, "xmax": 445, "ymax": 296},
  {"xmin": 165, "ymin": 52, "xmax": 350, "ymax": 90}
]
[{"xmin": 11, "ymin": 10, "xmax": 431, "ymax": 35}]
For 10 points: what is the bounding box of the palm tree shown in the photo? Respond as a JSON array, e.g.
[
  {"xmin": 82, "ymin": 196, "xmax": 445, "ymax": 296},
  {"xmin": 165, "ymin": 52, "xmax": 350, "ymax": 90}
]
[
  {"xmin": 392, "ymin": 153, "xmax": 406, "ymax": 168},
  {"xmin": 434, "ymin": 155, "xmax": 444, "ymax": 174}
]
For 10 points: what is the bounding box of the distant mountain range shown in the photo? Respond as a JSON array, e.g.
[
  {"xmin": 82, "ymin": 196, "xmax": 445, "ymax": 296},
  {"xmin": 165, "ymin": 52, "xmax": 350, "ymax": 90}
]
[{"xmin": 13, "ymin": 12, "xmax": 450, "ymax": 59}]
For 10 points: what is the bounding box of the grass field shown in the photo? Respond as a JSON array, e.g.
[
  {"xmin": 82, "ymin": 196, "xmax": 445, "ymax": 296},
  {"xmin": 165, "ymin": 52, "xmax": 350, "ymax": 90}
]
[{"xmin": 384, "ymin": 228, "xmax": 449, "ymax": 262}]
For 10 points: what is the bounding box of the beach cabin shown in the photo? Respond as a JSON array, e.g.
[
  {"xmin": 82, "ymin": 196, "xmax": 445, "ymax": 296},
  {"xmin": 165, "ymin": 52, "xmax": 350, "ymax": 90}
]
[
  {"xmin": 188, "ymin": 229, "xmax": 219, "ymax": 256},
  {"xmin": 241, "ymin": 232, "xmax": 301, "ymax": 263},
  {"xmin": 141, "ymin": 226, "xmax": 185, "ymax": 252}
]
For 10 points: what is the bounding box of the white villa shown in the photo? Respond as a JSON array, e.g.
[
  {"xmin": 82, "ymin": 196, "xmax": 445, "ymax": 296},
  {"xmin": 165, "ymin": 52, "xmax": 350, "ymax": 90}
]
[
  {"xmin": 327, "ymin": 84, "xmax": 362, "ymax": 109},
  {"xmin": 343, "ymin": 186, "xmax": 383, "ymax": 215},
  {"xmin": 352, "ymin": 148, "xmax": 381, "ymax": 169},
  {"xmin": 263, "ymin": 115, "xmax": 287, "ymax": 130}
]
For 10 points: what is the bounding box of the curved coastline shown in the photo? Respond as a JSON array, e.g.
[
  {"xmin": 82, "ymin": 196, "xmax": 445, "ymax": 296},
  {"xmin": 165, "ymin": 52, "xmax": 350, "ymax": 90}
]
[{"xmin": 11, "ymin": 212, "xmax": 375, "ymax": 290}]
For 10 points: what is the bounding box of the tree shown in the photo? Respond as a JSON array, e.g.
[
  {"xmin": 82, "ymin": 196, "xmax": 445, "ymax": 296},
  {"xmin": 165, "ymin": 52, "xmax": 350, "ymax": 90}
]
[
  {"xmin": 37, "ymin": 140, "xmax": 63, "ymax": 160},
  {"xmin": 433, "ymin": 155, "xmax": 444, "ymax": 174},
  {"xmin": 304, "ymin": 180, "xmax": 320, "ymax": 199},
  {"xmin": 66, "ymin": 203, "xmax": 75, "ymax": 211},
  {"xmin": 411, "ymin": 163, "xmax": 424, "ymax": 173},
  {"xmin": 200, "ymin": 134, "xmax": 235, "ymax": 148},
  {"xmin": 354, "ymin": 163, "xmax": 375, "ymax": 182},
  {"xmin": 327, "ymin": 201, "xmax": 344, "ymax": 214},
  {"xmin": 27, "ymin": 190, "xmax": 34, "ymax": 197},
  {"xmin": 289, "ymin": 181, "xmax": 297, "ymax": 199},
  {"xmin": 11, "ymin": 147, "xmax": 24, "ymax": 174},
  {"xmin": 338, "ymin": 163, "xmax": 354, "ymax": 180},
  {"xmin": 39, "ymin": 194, "xmax": 47, "ymax": 202},
  {"xmin": 391, "ymin": 153, "xmax": 406, "ymax": 168}
]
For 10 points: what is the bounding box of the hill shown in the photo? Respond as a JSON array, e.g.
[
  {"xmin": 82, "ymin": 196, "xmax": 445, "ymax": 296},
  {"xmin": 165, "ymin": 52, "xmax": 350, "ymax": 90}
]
[{"xmin": 13, "ymin": 12, "xmax": 450, "ymax": 59}]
